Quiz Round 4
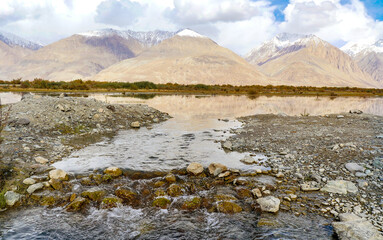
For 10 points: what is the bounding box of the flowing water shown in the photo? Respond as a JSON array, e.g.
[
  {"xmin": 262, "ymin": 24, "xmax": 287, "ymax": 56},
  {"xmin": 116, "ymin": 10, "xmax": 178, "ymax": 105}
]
[{"xmin": 1, "ymin": 92, "xmax": 382, "ymax": 239}]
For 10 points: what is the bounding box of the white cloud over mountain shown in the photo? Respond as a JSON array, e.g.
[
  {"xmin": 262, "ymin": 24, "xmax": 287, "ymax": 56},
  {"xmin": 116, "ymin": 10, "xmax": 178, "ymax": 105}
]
[{"xmin": 0, "ymin": 0, "xmax": 382, "ymax": 54}]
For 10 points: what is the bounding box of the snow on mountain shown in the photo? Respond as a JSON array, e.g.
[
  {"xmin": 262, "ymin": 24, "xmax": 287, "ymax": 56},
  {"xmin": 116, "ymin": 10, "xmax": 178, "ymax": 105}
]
[
  {"xmin": 175, "ymin": 29, "xmax": 207, "ymax": 38},
  {"xmin": 78, "ymin": 28, "xmax": 175, "ymax": 47},
  {"xmin": 0, "ymin": 31, "xmax": 42, "ymax": 50},
  {"xmin": 245, "ymin": 33, "xmax": 325, "ymax": 65},
  {"xmin": 341, "ymin": 40, "xmax": 383, "ymax": 57}
]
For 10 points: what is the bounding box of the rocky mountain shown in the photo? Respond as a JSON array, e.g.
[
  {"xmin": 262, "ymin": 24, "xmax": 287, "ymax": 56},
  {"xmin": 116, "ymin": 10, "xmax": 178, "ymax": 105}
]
[
  {"xmin": 92, "ymin": 29, "xmax": 271, "ymax": 86},
  {"xmin": 1, "ymin": 29, "xmax": 175, "ymax": 81},
  {"xmin": 341, "ymin": 40, "xmax": 383, "ymax": 83},
  {"xmin": 0, "ymin": 31, "xmax": 42, "ymax": 76},
  {"xmin": 246, "ymin": 33, "xmax": 381, "ymax": 88}
]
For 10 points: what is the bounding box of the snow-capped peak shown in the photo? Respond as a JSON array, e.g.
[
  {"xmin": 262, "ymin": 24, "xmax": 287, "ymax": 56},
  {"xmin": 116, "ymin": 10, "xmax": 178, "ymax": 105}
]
[
  {"xmin": 0, "ymin": 31, "xmax": 42, "ymax": 50},
  {"xmin": 272, "ymin": 33, "xmax": 323, "ymax": 48},
  {"xmin": 341, "ymin": 40, "xmax": 383, "ymax": 57},
  {"xmin": 176, "ymin": 29, "xmax": 207, "ymax": 38},
  {"xmin": 78, "ymin": 28, "xmax": 175, "ymax": 46}
]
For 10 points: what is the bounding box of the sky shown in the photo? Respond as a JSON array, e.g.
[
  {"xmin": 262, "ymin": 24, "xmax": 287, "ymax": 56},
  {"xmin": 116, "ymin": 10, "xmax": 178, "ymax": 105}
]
[{"xmin": 0, "ymin": 0, "xmax": 382, "ymax": 55}]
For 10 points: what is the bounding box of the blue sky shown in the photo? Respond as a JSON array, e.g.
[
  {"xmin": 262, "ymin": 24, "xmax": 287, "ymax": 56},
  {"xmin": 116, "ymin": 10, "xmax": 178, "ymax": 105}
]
[{"xmin": 0, "ymin": 0, "xmax": 382, "ymax": 54}]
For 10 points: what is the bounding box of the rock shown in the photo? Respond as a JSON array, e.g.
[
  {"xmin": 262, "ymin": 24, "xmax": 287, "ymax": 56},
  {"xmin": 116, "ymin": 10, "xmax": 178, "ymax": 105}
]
[
  {"xmin": 186, "ymin": 162, "xmax": 204, "ymax": 175},
  {"xmin": 218, "ymin": 171, "xmax": 231, "ymax": 178},
  {"xmin": 49, "ymin": 169, "xmax": 68, "ymax": 181},
  {"xmin": 321, "ymin": 180, "xmax": 358, "ymax": 194},
  {"xmin": 167, "ymin": 184, "xmax": 183, "ymax": 197},
  {"xmin": 345, "ymin": 163, "xmax": 365, "ymax": 174},
  {"xmin": 17, "ymin": 118, "xmax": 30, "ymax": 126},
  {"xmin": 165, "ymin": 173, "xmax": 176, "ymax": 183},
  {"xmin": 181, "ymin": 197, "xmax": 201, "ymax": 211},
  {"xmin": 81, "ymin": 187, "xmax": 106, "ymax": 201},
  {"xmin": 115, "ymin": 188, "xmax": 138, "ymax": 206},
  {"xmin": 23, "ymin": 178, "xmax": 36, "ymax": 185},
  {"xmin": 240, "ymin": 156, "xmax": 256, "ymax": 164},
  {"xmin": 104, "ymin": 167, "xmax": 122, "ymax": 177},
  {"xmin": 256, "ymin": 196, "xmax": 280, "ymax": 213},
  {"xmin": 333, "ymin": 213, "xmax": 383, "ymax": 240},
  {"xmin": 27, "ymin": 183, "xmax": 44, "ymax": 194},
  {"xmin": 35, "ymin": 156, "xmax": 49, "ymax": 164},
  {"xmin": 357, "ymin": 180, "xmax": 368, "ymax": 188},
  {"xmin": 373, "ymin": 158, "xmax": 383, "ymax": 169},
  {"xmin": 276, "ymin": 172, "xmax": 284, "ymax": 178},
  {"xmin": 376, "ymin": 134, "xmax": 383, "ymax": 139},
  {"xmin": 217, "ymin": 201, "xmax": 242, "ymax": 214},
  {"xmin": 222, "ymin": 141, "xmax": 232, "ymax": 150},
  {"xmin": 208, "ymin": 163, "xmax": 227, "ymax": 176},
  {"xmin": 48, "ymin": 178, "xmax": 63, "ymax": 190},
  {"xmin": 349, "ymin": 109, "xmax": 363, "ymax": 114},
  {"xmin": 152, "ymin": 197, "xmax": 171, "ymax": 209},
  {"xmin": 130, "ymin": 121, "xmax": 140, "ymax": 128},
  {"xmin": 252, "ymin": 188, "xmax": 262, "ymax": 198},
  {"xmin": 66, "ymin": 197, "xmax": 87, "ymax": 212},
  {"xmin": 337, "ymin": 115, "xmax": 344, "ymax": 119},
  {"xmin": 300, "ymin": 181, "xmax": 320, "ymax": 191},
  {"xmin": 100, "ymin": 195, "xmax": 123, "ymax": 209},
  {"xmin": 4, "ymin": 191, "xmax": 21, "ymax": 207},
  {"xmin": 355, "ymin": 172, "xmax": 367, "ymax": 177}
]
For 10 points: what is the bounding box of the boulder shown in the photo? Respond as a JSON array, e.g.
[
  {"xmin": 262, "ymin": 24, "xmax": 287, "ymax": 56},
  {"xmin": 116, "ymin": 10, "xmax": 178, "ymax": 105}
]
[
  {"xmin": 66, "ymin": 197, "xmax": 87, "ymax": 212},
  {"xmin": 252, "ymin": 188, "xmax": 262, "ymax": 198},
  {"xmin": 100, "ymin": 195, "xmax": 123, "ymax": 209},
  {"xmin": 321, "ymin": 180, "xmax": 358, "ymax": 194},
  {"xmin": 167, "ymin": 184, "xmax": 183, "ymax": 197},
  {"xmin": 130, "ymin": 121, "xmax": 140, "ymax": 128},
  {"xmin": 115, "ymin": 188, "xmax": 138, "ymax": 206},
  {"xmin": 23, "ymin": 178, "xmax": 36, "ymax": 185},
  {"xmin": 256, "ymin": 196, "xmax": 280, "ymax": 213},
  {"xmin": 181, "ymin": 197, "xmax": 201, "ymax": 211},
  {"xmin": 27, "ymin": 183, "xmax": 44, "ymax": 194},
  {"xmin": 81, "ymin": 187, "xmax": 106, "ymax": 201},
  {"xmin": 217, "ymin": 201, "xmax": 242, "ymax": 214},
  {"xmin": 186, "ymin": 162, "xmax": 204, "ymax": 175},
  {"xmin": 152, "ymin": 197, "xmax": 171, "ymax": 209},
  {"xmin": 49, "ymin": 178, "xmax": 63, "ymax": 190},
  {"xmin": 104, "ymin": 167, "xmax": 122, "ymax": 177},
  {"xmin": 35, "ymin": 156, "xmax": 49, "ymax": 164},
  {"xmin": 4, "ymin": 191, "xmax": 21, "ymax": 207},
  {"xmin": 345, "ymin": 163, "xmax": 365, "ymax": 174},
  {"xmin": 240, "ymin": 156, "xmax": 256, "ymax": 164},
  {"xmin": 208, "ymin": 163, "xmax": 227, "ymax": 176},
  {"xmin": 164, "ymin": 173, "xmax": 176, "ymax": 183},
  {"xmin": 222, "ymin": 141, "xmax": 232, "ymax": 150},
  {"xmin": 333, "ymin": 213, "xmax": 383, "ymax": 240},
  {"xmin": 49, "ymin": 169, "xmax": 68, "ymax": 181}
]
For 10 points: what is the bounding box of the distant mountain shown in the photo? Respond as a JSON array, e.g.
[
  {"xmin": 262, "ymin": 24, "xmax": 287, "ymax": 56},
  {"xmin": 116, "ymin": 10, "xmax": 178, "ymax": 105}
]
[
  {"xmin": 0, "ymin": 31, "xmax": 42, "ymax": 50},
  {"xmin": 93, "ymin": 29, "xmax": 271, "ymax": 86},
  {"xmin": 341, "ymin": 40, "xmax": 383, "ymax": 83},
  {"xmin": 1, "ymin": 29, "xmax": 175, "ymax": 81},
  {"xmin": 246, "ymin": 33, "xmax": 380, "ymax": 88}
]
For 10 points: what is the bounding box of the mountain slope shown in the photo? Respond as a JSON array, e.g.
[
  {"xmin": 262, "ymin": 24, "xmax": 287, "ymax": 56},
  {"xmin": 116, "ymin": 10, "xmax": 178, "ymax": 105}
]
[
  {"xmin": 92, "ymin": 29, "xmax": 271, "ymax": 86},
  {"xmin": 341, "ymin": 40, "xmax": 383, "ymax": 83},
  {"xmin": 246, "ymin": 33, "xmax": 380, "ymax": 88}
]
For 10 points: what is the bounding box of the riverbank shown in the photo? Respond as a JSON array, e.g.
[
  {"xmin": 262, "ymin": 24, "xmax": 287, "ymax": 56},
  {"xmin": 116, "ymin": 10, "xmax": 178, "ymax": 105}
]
[{"xmin": 0, "ymin": 95, "xmax": 382, "ymax": 239}]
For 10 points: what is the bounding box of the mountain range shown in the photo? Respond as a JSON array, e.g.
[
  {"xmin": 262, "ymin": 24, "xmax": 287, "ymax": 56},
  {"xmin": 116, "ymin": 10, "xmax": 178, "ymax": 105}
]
[{"xmin": 0, "ymin": 29, "xmax": 381, "ymax": 88}]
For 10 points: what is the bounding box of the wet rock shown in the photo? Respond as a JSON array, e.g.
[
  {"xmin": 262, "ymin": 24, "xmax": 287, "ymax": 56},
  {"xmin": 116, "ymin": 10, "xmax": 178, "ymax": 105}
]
[
  {"xmin": 66, "ymin": 197, "xmax": 87, "ymax": 212},
  {"xmin": 333, "ymin": 213, "xmax": 383, "ymax": 240},
  {"xmin": 34, "ymin": 156, "xmax": 49, "ymax": 164},
  {"xmin": 256, "ymin": 196, "xmax": 280, "ymax": 213},
  {"xmin": 236, "ymin": 187, "xmax": 252, "ymax": 199},
  {"xmin": 337, "ymin": 115, "xmax": 344, "ymax": 119},
  {"xmin": 17, "ymin": 118, "xmax": 30, "ymax": 126},
  {"xmin": 27, "ymin": 183, "xmax": 44, "ymax": 194},
  {"xmin": 300, "ymin": 181, "xmax": 320, "ymax": 191},
  {"xmin": 222, "ymin": 141, "xmax": 232, "ymax": 150},
  {"xmin": 81, "ymin": 187, "xmax": 106, "ymax": 201},
  {"xmin": 115, "ymin": 188, "xmax": 138, "ymax": 205},
  {"xmin": 100, "ymin": 195, "xmax": 122, "ymax": 209},
  {"xmin": 4, "ymin": 191, "xmax": 21, "ymax": 207},
  {"xmin": 218, "ymin": 171, "xmax": 231, "ymax": 178},
  {"xmin": 345, "ymin": 163, "xmax": 365, "ymax": 174},
  {"xmin": 321, "ymin": 180, "xmax": 358, "ymax": 194},
  {"xmin": 104, "ymin": 167, "xmax": 122, "ymax": 177},
  {"xmin": 181, "ymin": 197, "xmax": 202, "ymax": 211},
  {"xmin": 349, "ymin": 109, "xmax": 363, "ymax": 114},
  {"xmin": 49, "ymin": 169, "xmax": 68, "ymax": 181},
  {"xmin": 48, "ymin": 178, "xmax": 63, "ymax": 190},
  {"xmin": 373, "ymin": 158, "xmax": 383, "ymax": 169},
  {"xmin": 208, "ymin": 163, "xmax": 227, "ymax": 176},
  {"xmin": 154, "ymin": 181, "xmax": 166, "ymax": 188},
  {"xmin": 131, "ymin": 121, "xmax": 141, "ymax": 128},
  {"xmin": 152, "ymin": 197, "xmax": 171, "ymax": 209},
  {"xmin": 165, "ymin": 173, "xmax": 176, "ymax": 183},
  {"xmin": 240, "ymin": 156, "xmax": 256, "ymax": 164},
  {"xmin": 214, "ymin": 194, "xmax": 237, "ymax": 201},
  {"xmin": 167, "ymin": 184, "xmax": 183, "ymax": 197},
  {"xmin": 217, "ymin": 201, "xmax": 242, "ymax": 214},
  {"xmin": 23, "ymin": 178, "xmax": 36, "ymax": 185},
  {"xmin": 186, "ymin": 162, "xmax": 204, "ymax": 175}
]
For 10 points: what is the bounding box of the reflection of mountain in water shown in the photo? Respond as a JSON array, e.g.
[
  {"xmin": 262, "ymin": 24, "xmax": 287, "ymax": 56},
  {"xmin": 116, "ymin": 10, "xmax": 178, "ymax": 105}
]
[{"xmin": 92, "ymin": 94, "xmax": 383, "ymax": 119}]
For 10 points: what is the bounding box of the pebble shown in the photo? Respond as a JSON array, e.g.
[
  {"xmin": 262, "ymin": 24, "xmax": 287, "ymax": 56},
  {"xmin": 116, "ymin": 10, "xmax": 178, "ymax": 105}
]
[
  {"xmin": 27, "ymin": 183, "xmax": 44, "ymax": 194},
  {"xmin": 34, "ymin": 156, "xmax": 49, "ymax": 164},
  {"xmin": 23, "ymin": 178, "xmax": 36, "ymax": 185}
]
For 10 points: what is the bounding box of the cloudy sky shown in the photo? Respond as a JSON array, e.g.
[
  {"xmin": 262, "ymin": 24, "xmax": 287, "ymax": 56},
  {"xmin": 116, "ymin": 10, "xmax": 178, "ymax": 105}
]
[{"xmin": 0, "ymin": 0, "xmax": 382, "ymax": 54}]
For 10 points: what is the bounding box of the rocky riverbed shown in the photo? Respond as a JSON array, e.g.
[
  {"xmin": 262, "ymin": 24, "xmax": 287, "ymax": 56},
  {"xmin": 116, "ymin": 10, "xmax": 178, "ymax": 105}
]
[{"xmin": 0, "ymin": 95, "xmax": 382, "ymax": 239}]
